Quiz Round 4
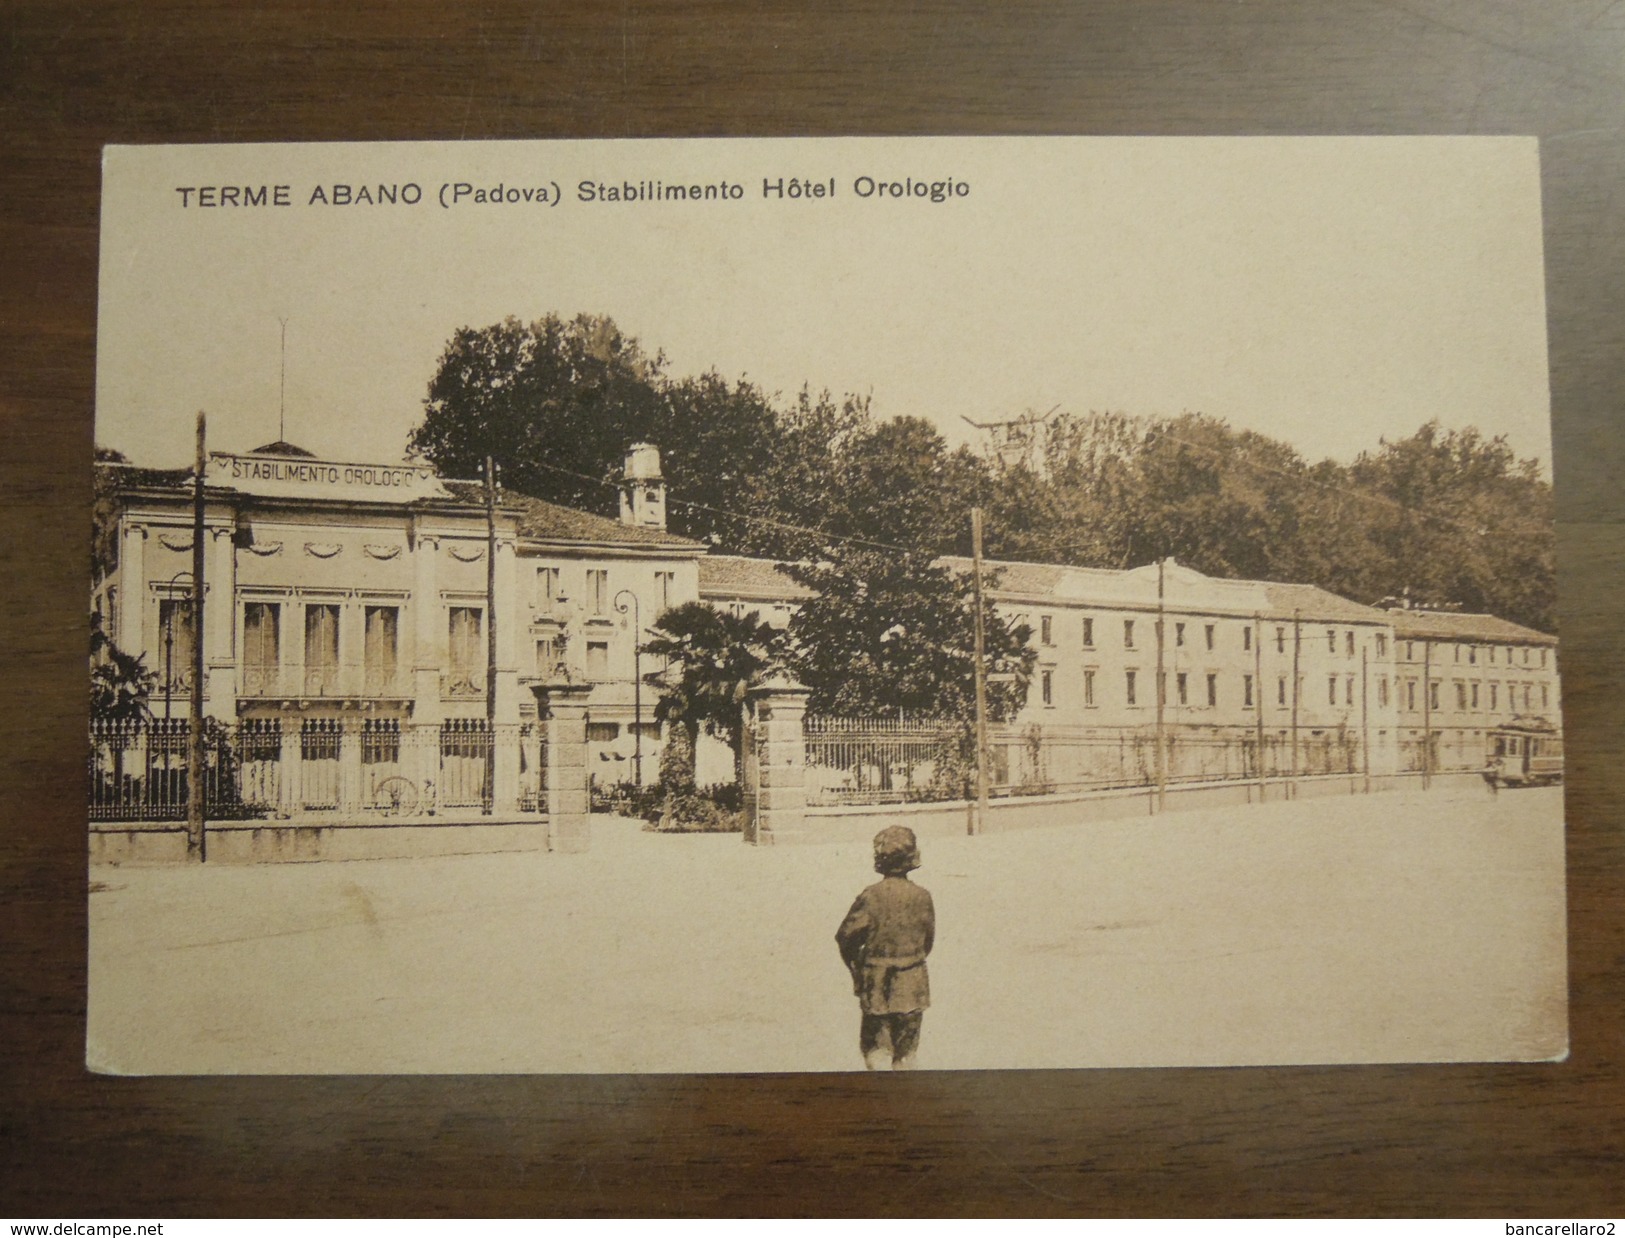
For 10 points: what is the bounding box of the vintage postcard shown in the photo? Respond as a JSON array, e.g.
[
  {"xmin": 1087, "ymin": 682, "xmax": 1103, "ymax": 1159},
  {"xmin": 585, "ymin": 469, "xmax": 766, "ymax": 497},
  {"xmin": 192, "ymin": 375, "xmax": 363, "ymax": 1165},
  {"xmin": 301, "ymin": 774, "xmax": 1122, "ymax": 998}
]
[{"xmin": 88, "ymin": 136, "xmax": 1565, "ymax": 1073}]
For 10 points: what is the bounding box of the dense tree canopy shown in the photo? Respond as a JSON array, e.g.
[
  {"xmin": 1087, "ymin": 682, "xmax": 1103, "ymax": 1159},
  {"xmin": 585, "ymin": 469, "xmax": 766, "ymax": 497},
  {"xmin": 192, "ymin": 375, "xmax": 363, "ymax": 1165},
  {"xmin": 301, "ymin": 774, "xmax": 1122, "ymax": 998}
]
[
  {"xmin": 783, "ymin": 549, "xmax": 1035, "ymax": 719},
  {"xmin": 412, "ymin": 315, "xmax": 1556, "ymax": 634}
]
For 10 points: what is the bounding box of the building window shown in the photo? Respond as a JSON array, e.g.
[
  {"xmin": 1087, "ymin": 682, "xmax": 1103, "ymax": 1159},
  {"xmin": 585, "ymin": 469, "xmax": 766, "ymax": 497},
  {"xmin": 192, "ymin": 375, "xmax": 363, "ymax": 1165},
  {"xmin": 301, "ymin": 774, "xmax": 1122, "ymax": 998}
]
[
  {"xmin": 1243, "ymin": 674, "xmax": 1254, "ymax": 708},
  {"xmin": 1542, "ymin": 683, "xmax": 1549, "ymax": 708},
  {"xmin": 1206, "ymin": 673, "xmax": 1218, "ymax": 708},
  {"xmin": 1243, "ymin": 626, "xmax": 1252, "ymax": 652},
  {"xmin": 1041, "ymin": 615, "xmax": 1053, "ymax": 646},
  {"xmin": 1540, "ymin": 649, "xmax": 1548, "ymax": 668},
  {"xmin": 1327, "ymin": 629, "xmax": 1336, "ymax": 654},
  {"xmin": 586, "ymin": 640, "xmax": 610, "ymax": 681},
  {"xmin": 1468, "ymin": 645, "xmax": 1477, "ymax": 665},
  {"xmin": 1376, "ymin": 634, "xmax": 1387, "ymax": 657},
  {"xmin": 242, "ymin": 601, "xmax": 279, "ymax": 694},
  {"xmin": 1346, "ymin": 675, "xmax": 1355, "ymax": 706},
  {"xmin": 1488, "ymin": 645, "xmax": 1496, "ymax": 664},
  {"xmin": 1490, "ymin": 683, "xmax": 1499, "ymax": 710},
  {"xmin": 1453, "ymin": 644, "xmax": 1461, "ymax": 663},
  {"xmin": 535, "ymin": 566, "xmax": 560, "ymax": 611},
  {"xmin": 1408, "ymin": 642, "xmax": 1416, "ymax": 661},
  {"xmin": 1176, "ymin": 672, "xmax": 1188, "ymax": 705},
  {"xmin": 1124, "ymin": 619, "xmax": 1136, "ymax": 649},
  {"xmin": 655, "ymin": 570, "xmax": 675, "ymax": 613},
  {"xmin": 1430, "ymin": 681, "xmax": 1441, "ymax": 711},
  {"xmin": 1276, "ymin": 627, "xmax": 1286, "ymax": 653},
  {"xmin": 1407, "ymin": 680, "xmax": 1417, "ymax": 711},
  {"xmin": 1470, "ymin": 682, "xmax": 1480, "ymax": 709},
  {"xmin": 1328, "ymin": 675, "xmax": 1337, "ymax": 706},
  {"xmin": 586, "ymin": 722, "xmax": 620, "ymax": 743},
  {"xmin": 1455, "ymin": 682, "xmax": 1467, "ymax": 711},
  {"xmin": 447, "ymin": 606, "xmax": 483, "ymax": 695},
  {"xmin": 1175, "ymin": 622, "xmax": 1186, "ymax": 647},
  {"xmin": 535, "ymin": 636, "xmax": 561, "ymax": 679},
  {"xmin": 1278, "ymin": 676, "xmax": 1288, "ymax": 706},
  {"xmin": 1083, "ymin": 669, "xmax": 1095, "ymax": 707},
  {"xmin": 364, "ymin": 606, "xmax": 398, "ymax": 694},
  {"xmin": 1081, "ymin": 617, "xmax": 1094, "ymax": 648},
  {"xmin": 1041, "ymin": 669, "xmax": 1053, "ymax": 706},
  {"xmin": 105, "ymin": 586, "xmax": 118, "ymax": 640},
  {"xmin": 158, "ymin": 597, "xmax": 197, "ymax": 695},
  {"xmin": 1346, "ymin": 631, "xmax": 1355, "ymax": 657},
  {"xmin": 1125, "ymin": 669, "xmax": 1137, "ymax": 706},
  {"xmin": 1522, "ymin": 647, "xmax": 1530, "ymax": 665},
  {"xmin": 1523, "ymin": 684, "xmax": 1533, "ymax": 710},
  {"xmin": 1205, "ymin": 624, "xmax": 1216, "ymax": 651},
  {"xmin": 1377, "ymin": 676, "xmax": 1388, "ymax": 708},
  {"xmin": 587, "ymin": 569, "xmax": 609, "ymax": 615},
  {"xmin": 304, "ymin": 603, "xmax": 341, "ymax": 695}
]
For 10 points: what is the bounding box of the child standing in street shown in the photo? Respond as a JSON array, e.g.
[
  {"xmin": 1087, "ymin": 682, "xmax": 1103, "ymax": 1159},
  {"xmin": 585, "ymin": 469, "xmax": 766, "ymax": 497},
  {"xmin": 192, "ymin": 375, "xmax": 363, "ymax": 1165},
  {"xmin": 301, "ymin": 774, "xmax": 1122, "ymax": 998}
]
[{"xmin": 836, "ymin": 825, "xmax": 936, "ymax": 1071}]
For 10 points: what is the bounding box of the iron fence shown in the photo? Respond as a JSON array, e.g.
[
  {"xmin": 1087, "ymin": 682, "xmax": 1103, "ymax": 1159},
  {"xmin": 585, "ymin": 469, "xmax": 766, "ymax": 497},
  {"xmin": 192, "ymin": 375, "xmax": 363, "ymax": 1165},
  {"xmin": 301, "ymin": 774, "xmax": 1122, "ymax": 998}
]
[
  {"xmin": 804, "ymin": 716, "xmax": 970, "ymax": 806},
  {"xmin": 89, "ymin": 716, "xmax": 546, "ymax": 822},
  {"xmin": 804, "ymin": 716, "xmax": 1428, "ymax": 807}
]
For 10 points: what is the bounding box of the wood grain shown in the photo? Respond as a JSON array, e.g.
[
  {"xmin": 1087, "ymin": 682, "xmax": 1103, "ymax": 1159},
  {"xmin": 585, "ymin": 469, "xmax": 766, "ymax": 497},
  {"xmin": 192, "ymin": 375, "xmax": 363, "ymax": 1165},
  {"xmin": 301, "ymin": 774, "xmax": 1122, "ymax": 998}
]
[{"xmin": 3, "ymin": 0, "xmax": 1622, "ymax": 1216}]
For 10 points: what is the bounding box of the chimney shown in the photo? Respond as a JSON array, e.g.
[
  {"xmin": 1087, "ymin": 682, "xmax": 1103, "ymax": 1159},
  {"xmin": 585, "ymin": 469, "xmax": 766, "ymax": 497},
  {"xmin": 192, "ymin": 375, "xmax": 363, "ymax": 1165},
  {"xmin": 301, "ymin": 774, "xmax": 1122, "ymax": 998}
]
[{"xmin": 619, "ymin": 443, "xmax": 666, "ymax": 531}]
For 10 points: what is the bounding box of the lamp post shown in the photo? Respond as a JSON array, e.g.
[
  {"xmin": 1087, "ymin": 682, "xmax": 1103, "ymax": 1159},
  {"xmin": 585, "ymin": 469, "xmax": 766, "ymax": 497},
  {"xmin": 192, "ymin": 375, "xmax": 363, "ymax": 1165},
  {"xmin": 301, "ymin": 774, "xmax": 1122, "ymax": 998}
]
[{"xmin": 614, "ymin": 589, "xmax": 644, "ymax": 786}]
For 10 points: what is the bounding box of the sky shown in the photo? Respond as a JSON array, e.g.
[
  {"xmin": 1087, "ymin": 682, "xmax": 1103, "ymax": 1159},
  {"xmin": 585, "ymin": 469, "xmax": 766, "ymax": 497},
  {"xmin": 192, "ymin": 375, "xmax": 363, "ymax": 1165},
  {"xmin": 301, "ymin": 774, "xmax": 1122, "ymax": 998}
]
[{"xmin": 96, "ymin": 136, "xmax": 1553, "ymax": 475}]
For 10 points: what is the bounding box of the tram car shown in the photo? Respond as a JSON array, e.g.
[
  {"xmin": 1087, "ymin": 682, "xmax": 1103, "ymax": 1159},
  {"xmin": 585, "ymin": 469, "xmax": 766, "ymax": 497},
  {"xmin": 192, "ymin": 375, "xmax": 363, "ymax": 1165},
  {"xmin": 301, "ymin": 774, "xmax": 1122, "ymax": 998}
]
[{"xmin": 1485, "ymin": 717, "xmax": 1564, "ymax": 788}]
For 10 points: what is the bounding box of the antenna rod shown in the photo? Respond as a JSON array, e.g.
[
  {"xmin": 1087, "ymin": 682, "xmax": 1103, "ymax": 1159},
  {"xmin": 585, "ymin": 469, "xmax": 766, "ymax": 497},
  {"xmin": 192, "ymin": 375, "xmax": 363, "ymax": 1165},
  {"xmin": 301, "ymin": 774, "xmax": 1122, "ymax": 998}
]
[{"xmin": 278, "ymin": 317, "xmax": 288, "ymax": 442}]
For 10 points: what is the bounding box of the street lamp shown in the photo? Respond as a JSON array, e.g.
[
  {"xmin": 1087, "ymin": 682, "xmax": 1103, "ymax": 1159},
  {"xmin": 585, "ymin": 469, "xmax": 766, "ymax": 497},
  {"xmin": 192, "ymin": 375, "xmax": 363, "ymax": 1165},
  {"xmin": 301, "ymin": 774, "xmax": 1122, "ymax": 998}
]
[{"xmin": 614, "ymin": 588, "xmax": 643, "ymax": 786}]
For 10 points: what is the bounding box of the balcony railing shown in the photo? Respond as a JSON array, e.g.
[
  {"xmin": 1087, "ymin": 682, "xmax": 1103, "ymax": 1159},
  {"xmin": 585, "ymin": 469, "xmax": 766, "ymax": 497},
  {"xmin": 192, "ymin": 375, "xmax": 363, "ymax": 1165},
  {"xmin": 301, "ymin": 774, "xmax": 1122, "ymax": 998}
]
[
  {"xmin": 237, "ymin": 664, "xmax": 406, "ymax": 700},
  {"xmin": 440, "ymin": 671, "xmax": 485, "ymax": 699}
]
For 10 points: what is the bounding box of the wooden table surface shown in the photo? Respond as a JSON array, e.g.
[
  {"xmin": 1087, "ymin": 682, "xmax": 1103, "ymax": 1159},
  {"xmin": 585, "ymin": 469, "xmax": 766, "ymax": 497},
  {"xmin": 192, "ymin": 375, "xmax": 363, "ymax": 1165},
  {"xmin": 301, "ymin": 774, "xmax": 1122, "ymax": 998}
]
[{"xmin": 3, "ymin": 0, "xmax": 1622, "ymax": 1217}]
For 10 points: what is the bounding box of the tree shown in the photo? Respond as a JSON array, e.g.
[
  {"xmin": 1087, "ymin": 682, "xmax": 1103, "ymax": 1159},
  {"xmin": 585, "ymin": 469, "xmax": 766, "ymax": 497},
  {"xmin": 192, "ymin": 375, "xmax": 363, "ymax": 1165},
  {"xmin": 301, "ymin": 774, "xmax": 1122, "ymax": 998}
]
[
  {"xmin": 827, "ymin": 415, "xmax": 993, "ymax": 555},
  {"xmin": 783, "ymin": 547, "xmax": 1035, "ymax": 719},
  {"xmin": 411, "ymin": 314, "xmax": 667, "ymax": 517},
  {"xmin": 641, "ymin": 602, "xmax": 787, "ymax": 780},
  {"xmin": 1343, "ymin": 422, "xmax": 1555, "ymax": 631},
  {"xmin": 90, "ymin": 611, "xmax": 156, "ymax": 724}
]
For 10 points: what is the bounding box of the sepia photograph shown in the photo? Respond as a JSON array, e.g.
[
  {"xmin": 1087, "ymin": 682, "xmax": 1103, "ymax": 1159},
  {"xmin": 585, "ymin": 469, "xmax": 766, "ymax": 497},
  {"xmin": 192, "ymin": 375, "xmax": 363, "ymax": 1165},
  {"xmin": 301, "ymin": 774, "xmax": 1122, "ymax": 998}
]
[{"xmin": 86, "ymin": 135, "xmax": 1564, "ymax": 1074}]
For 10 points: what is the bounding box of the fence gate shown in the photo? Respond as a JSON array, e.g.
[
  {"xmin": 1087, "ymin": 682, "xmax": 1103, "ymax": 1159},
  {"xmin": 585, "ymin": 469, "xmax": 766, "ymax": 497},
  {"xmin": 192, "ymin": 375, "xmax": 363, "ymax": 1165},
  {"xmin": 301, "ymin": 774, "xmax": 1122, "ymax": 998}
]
[
  {"xmin": 300, "ymin": 718, "xmax": 342, "ymax": 811},
  {"xmin": 439, "ymin": 718, "xmax": 493, "ymax": 811}
]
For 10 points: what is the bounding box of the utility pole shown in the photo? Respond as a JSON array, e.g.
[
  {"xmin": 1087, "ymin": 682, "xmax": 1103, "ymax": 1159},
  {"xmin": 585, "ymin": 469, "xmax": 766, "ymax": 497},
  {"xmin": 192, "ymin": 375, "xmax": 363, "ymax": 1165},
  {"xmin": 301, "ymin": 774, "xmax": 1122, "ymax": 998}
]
[
  {"xmin": 1253, "ymin": 611, "xmax": 1266, "ymax": 799},
  {"xmin": 484, "ymin": 456, "xmax": 499, "ymax": 814},
  {"xmin": 970, "ymin": 508, "xmax": 990, "ymax": 836},
  {"xmin": 186, "ymin": 412, "xmax": 207, "ymax": 863},
  {"xmin": 1154, "ymin": 558, "xmax": 1166, "ymax": 812},
  {"xmin": 1422, "ymin": 639, "xmax": 1432, "ymax": 791},
  {"xmin": 1361, "ymin": 645, "xmax": 1372, "ymax": 794},
  {"xmin": 1290, "ymin": 608, "xmax": 1301, "ymax": 801}
]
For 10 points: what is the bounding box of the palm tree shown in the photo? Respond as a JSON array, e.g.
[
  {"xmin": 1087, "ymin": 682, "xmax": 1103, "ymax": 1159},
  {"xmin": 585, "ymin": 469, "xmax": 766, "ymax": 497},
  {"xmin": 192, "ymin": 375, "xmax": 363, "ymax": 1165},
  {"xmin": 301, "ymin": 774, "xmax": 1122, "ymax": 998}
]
[
  {"xmin": 90, "ymin": 611, "xmax": 156, "ymax": 724},
  {"xmin": 641, "ymin": 601, "xmax": 785, "ymax": 785}
]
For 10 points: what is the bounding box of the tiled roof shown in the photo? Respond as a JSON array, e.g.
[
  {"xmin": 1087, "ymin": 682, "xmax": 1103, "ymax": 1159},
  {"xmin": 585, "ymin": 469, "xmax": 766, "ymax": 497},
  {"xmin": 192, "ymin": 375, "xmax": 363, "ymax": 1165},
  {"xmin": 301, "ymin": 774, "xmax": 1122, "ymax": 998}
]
[
  {"xmin": 441, "ymin": 482, "xmax": 703, "ymax": 550},
  {"xmin": 96, "ymin": 463, "xmax": 193, "ymax": 489},
  {"xmin": 698, "ymin": 555, "xmax": 815, "ymax": 599},
  {"xmin": 941, "ymin": 554, "xmax": 1401, "ymax": 625},
  {"xmin": 1258, "ymin": 582, "xmax": 1395, "ymax": 626},
  {"xmin": 1383, "ymin": 608, "xmax": 1556, "ymax": 644}
]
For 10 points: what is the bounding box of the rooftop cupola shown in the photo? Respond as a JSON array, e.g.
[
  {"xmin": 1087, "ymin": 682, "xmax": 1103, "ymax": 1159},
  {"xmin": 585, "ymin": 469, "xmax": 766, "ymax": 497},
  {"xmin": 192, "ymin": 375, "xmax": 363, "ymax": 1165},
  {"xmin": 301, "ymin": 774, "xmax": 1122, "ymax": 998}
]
[{"xmin": 619, "ymin": 442, "xmax": 667, "ymax": 531}]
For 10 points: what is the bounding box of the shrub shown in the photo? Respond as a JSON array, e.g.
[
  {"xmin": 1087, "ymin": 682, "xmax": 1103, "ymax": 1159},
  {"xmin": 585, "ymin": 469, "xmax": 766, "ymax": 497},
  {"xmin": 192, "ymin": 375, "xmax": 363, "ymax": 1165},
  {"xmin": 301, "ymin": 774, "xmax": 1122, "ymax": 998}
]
[{"xmin": 642, "ymin": 782, "xmax": 745, "ymax": 833}]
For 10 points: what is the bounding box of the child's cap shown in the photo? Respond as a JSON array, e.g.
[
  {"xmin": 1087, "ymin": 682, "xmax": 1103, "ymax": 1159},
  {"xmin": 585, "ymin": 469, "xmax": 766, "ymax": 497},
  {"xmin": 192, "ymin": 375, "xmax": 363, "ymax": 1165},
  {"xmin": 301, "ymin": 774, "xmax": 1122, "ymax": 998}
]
[{"xmin": 873, "ymin": 825, "xmax": 921, "ymax": 874}]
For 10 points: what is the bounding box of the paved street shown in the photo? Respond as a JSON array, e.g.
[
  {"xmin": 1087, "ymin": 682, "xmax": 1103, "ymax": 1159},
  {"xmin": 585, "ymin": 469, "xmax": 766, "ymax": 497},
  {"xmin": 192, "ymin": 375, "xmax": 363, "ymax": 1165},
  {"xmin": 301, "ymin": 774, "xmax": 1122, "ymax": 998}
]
[{"xmin": 87, "ymin": 785, "xmax": 1567, "ymax": 1074}]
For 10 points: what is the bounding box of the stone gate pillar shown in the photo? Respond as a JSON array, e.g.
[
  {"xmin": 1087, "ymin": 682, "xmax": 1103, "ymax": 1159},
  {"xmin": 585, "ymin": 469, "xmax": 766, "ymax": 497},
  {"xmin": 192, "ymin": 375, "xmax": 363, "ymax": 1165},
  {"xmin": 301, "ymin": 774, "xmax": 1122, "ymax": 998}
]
[
  {"xmin": 535, "ymin": 683, "xmax": 593, "ymax": 853},
  {"xmin": 743, "ymin": 678, "xmax": 811, "ymax": 846}
]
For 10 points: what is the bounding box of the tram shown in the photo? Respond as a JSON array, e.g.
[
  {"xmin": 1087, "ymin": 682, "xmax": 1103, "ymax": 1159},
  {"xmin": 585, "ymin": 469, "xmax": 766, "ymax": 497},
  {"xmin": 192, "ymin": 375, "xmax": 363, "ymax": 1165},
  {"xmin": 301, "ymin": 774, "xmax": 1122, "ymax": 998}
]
[{"xmin": 1485, "ymin": 717, "xmax": 1564, "ymax": 788}]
